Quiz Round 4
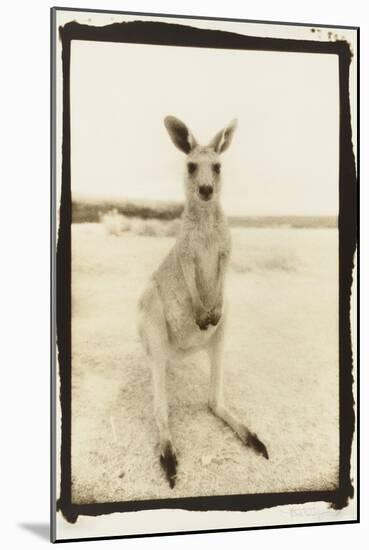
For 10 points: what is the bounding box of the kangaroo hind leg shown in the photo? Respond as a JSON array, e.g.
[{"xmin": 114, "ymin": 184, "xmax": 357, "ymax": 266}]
[
  {"xmin": 138, "ymin": 283, "xmax": 178, "ymax": 487},
  {"xmin": 206, "ymin": 318, "xmax": 269, "ymax": 459}
]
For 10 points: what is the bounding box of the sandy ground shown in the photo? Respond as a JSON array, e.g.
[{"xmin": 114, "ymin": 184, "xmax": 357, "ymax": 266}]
[{"xmin": 70, "ymin": 224, "xmax": 339, "ymax": 504}]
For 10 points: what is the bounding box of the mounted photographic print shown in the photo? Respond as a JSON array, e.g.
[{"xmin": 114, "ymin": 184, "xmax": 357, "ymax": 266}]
[{"xmin": 51, "ymin": 6, "xmax": 359, "ymax": 543}]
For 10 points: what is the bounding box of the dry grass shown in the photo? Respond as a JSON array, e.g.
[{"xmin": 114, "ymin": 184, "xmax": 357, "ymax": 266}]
[{"xmin": 70, "ymin": 224, "xmax": 339, "ymax": 504}]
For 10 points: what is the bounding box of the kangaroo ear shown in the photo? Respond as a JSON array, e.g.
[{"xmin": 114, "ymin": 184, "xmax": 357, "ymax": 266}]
[
  {"xmin": 164, "ymin": 116, "xmax": 197, "ymax": 154},
  {"xmin": 209, "ymin": 119, "xmax": 238, "ymax": 154}
]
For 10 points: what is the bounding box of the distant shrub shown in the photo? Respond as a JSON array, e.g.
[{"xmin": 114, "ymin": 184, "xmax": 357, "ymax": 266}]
[
  {"xmin": 140, "ymin": 220, "xmax": 162, "ymax": 237},
  {"xmin": 99, "ymin": 209, "xmax": 182, "ymax": 238},
  {"xmin": 101, "ymin": 209, "xmax": 130, "ymax": 236},
  {"xmin": 230, "ymin": 261, "xmax": 252, "ymax": 274},
  {"xmin": 231, "ymin": 250, "xmax": 302, "ymax": 273},
  {"xmin": 129, "ymin": 217, "xmax": 181, "ymax": 238},
  {"xmin": 260, "ymin": 254, "xmax": 299, "ymax": 272},
  {"xmin": 130, "ymin": 218, "xmax": 146, "ymax": 236}
]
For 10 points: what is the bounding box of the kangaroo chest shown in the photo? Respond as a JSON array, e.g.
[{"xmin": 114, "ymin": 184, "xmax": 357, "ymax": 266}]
[
  {"xmin": 156, "ymin": 216, "xmax": 230, "ymax": 352},
  {"xmin": 193, "ymin": 228, "xmax": 229, "ymax": 307},
  {"xmin": 195, "ymin": 245, "xmax": 219, "ymax": 287}
]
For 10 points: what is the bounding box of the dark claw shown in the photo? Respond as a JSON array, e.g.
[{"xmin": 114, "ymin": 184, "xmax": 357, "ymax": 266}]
[
  {"xmin": 246, "ymin": 432, "xmax": 269, "ymax": 459},
  {"xmin": 196, "ymin": 318, "xmax": 210, "ymax": 330},
  {"xmin": 210, "ymin": 313, "xmax": 221, "ymax": 326},
  {"xmin": 160, "ymin": 443, "xmax": 177, "ymax": 488}
]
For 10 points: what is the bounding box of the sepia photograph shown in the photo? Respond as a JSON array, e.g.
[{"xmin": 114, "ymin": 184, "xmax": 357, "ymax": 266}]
[{"xmin": 52, "ymin": 7, "xmax": 358, "ymax": 542}]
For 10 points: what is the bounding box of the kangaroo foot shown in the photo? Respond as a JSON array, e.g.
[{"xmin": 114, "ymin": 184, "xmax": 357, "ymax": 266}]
[
  {"xmin": 160, "ymin": 442, "xmax": 178, "ymax": 488},
  {"xmin": 208, "ymin": 402, "xmax": 269, "ymax": 460},
  {"xmin": 245, "ymin": 431, "xmax": 269, "ymax": 459}
]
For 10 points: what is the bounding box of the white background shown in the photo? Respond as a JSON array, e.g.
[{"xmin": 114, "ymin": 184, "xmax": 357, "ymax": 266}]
[{"xmin": 1, "ymin": 0, "xmax": 366, "ymax": 548}]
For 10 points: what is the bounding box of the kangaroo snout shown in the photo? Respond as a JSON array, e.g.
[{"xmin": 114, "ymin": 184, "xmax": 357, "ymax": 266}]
[{"xmin": 199, "ymin": 185, "xmax": 213, "ymax": 200}]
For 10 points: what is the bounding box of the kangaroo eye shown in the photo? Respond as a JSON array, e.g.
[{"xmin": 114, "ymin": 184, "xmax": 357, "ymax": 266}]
[
  {"xmin": 187, "ymin": 162, "xmax": 197, "ymax": 175},
  {"xmin": 213, "ymin": 163, "xmax": 221, "ymax": 174}
]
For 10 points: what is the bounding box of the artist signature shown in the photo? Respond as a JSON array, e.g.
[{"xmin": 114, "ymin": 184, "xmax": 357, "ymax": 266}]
[{"xmin": 281, "ymin": 505, "xmax": 341, "ymax": 521}]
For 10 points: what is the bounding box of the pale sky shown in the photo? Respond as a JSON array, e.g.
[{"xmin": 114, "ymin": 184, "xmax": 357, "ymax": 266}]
[{"xmin": 70, "ymin": 39, "xmax": 339, "ymax": 216}]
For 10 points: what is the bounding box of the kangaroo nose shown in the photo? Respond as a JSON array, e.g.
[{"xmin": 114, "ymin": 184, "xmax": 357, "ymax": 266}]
[{"xmin": 199, "ymin": 185, "xmax": 213, "ymax": 200}]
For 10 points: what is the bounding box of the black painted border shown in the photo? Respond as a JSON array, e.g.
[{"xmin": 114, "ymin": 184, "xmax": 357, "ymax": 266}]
[{"xmin": 52, "ymin": 7, "xmax": 359, "ymax": 542}]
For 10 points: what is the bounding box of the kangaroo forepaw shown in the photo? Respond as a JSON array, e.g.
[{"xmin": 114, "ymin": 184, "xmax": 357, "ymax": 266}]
[
  {"xmin": 209, "ymin": 309, "xmax": 221, "ymax": 326},
  {"xmin": 195, "ymin": 310, "xmax": 211, "ymax": 330},
  {"xmin": 195, "ymin": 307, "xmax": 222, "ymax": 330},
  {"xmin": 197, "ymin": 319, "xmax": 210, "ymax": 330},
  {"xmin": 246, "ymin": 432, "xmax": 269, "ymax": 459},
  {"xmin": 160, "ymin": 443, "xmax": 178, "ymax": 488}
]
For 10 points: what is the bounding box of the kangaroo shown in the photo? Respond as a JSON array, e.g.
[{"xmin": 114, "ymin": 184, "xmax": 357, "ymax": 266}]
[{"xmin": 138, "ymin": 116, "xmax": 268, "ymax": 488}]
